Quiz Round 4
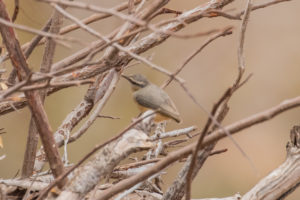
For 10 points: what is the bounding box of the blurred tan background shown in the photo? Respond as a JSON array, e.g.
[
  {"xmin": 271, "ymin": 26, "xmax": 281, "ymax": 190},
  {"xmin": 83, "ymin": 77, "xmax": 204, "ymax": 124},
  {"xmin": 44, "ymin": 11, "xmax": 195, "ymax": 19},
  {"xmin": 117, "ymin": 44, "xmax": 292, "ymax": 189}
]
[{"xmin": 1, "ymin": 0, "xmax": 300, "ymax": 199}]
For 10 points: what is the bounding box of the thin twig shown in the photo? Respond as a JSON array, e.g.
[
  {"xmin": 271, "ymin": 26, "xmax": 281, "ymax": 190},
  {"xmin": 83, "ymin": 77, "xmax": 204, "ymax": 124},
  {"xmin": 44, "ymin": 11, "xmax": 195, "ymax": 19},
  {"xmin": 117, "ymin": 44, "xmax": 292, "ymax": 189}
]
[
  {"xmin": 0, "ymin": 17, "xmax": 79, "ymax": 43},
  {"xmin": 97, "ymin": 115, "xmax": 120, "ymax": 120},
  {"xmin": 239, "ymin": 0, "xmax": 291, "ymax": 17},
  {"xmin": 20, "ymin": 79, "xmax": 93, "ymax": 92},
  {"xmin": 11, "ymin": 0, "xmax": 19, "ymax": 22},
  {"xmin": 162, "ymin": 26, "xmax": 233, "ymax": 88},
  {"xmin": 58, "ymin": 0, "xmax": 142, "ymax": 35},
  {"xmin": 209, "ymin": 148, "xmax": 228, "ymax": 156},
  {"xmin": 149, "ymin": 126, "xmax": 197, "ymax": 141},
  {"xmin": 237, "ymin": 0, "xmax": 252, "ymax": 81}
]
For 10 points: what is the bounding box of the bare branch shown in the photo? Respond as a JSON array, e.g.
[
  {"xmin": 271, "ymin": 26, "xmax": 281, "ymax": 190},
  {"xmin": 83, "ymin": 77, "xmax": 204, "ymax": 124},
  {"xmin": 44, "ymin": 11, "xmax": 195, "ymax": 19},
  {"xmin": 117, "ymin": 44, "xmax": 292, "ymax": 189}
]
[
  {"xmin": 11, "ymin": 0, "xmax": 19, "ymax": 22},
  {"xmin": 237, "ymin": 0, "xmax": 252, "ymax": 77},
  {"xmin": 149, "ymin": 126, "xmax": 196, "ymax": 141},
  {"xmin": 0, "ymin": 17, "xmax": 79, "ymax": 43}
]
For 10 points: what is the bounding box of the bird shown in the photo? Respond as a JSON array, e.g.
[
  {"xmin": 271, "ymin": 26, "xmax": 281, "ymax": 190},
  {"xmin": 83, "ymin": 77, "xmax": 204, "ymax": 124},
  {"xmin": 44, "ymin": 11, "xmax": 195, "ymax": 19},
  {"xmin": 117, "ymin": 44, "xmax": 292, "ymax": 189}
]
[{"xmin": 122, "ymin": 74, "xmax": 181, "ymax": 123}]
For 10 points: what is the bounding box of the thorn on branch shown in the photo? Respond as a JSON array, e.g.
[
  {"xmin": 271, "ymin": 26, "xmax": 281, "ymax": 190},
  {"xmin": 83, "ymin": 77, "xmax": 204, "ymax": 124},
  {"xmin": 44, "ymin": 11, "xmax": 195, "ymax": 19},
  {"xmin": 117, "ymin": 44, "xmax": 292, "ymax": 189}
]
[{"xmin": 209, "ymin": 148, "xmax": 228, "ymax": 156}]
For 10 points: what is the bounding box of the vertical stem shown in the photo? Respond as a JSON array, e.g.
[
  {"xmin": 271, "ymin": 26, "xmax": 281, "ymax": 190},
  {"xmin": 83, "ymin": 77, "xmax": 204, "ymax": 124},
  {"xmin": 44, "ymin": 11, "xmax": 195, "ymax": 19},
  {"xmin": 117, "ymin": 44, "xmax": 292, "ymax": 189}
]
[{"xmin": 21, "ymin": 18, "xmax": 53, "ymax": 178}]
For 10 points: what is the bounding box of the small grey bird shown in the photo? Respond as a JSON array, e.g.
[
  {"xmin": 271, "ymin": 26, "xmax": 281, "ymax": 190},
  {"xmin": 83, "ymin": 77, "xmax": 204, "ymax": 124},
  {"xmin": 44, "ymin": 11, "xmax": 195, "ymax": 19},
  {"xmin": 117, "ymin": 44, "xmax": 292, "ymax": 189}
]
[{"xmin": 122, "ymin": 74, "xmax": 181, "ymax": 123}]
